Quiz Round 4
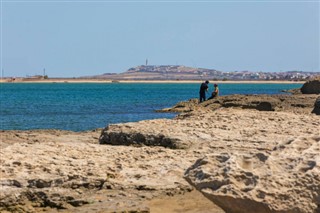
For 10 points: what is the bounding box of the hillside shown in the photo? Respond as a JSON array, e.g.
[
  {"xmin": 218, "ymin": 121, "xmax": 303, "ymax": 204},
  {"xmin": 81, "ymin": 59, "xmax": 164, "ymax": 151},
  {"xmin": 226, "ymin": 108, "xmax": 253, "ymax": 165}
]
[
  {"xmin": 83, "ymin": 65, "xmax": 320, "ymax": 81},
  {"xmin": 88, "ymin": 65, "xmax": 222, "ymax": 80}
]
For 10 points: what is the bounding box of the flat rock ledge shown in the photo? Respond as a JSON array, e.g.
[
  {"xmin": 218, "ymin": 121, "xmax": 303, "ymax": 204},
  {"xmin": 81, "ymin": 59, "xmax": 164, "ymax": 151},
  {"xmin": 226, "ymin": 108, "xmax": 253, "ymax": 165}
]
[
  {"xmin": 0, "ymin": 130, "xmax": 196, "ymax": 213},
  {"xmin": 157, "ymin": 94, "xmax": 319, "ymax": 115}
]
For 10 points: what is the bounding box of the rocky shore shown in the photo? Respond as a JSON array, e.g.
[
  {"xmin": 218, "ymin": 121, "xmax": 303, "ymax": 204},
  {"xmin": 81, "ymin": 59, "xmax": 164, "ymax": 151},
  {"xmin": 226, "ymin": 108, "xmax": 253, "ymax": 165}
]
[{"xmin": 1, "ymin": 81, "xmax": 320, "ymax": 212}]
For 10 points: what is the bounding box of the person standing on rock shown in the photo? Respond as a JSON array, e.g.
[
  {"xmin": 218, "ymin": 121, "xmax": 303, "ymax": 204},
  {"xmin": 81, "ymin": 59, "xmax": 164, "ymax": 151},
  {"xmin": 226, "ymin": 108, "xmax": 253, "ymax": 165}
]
[
  {"xmin": 208, "ymin": 84, "xmax": 219, "ymax": 100},
  {"xmin": 199, "ymin": 80, "xmax": 209, "ymax": 103}
]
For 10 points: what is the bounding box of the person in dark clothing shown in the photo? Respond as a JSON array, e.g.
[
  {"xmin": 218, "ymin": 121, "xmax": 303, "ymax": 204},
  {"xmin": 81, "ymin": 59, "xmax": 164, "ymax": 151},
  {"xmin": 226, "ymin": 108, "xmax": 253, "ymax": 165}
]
[{"xmin": 199, "ymin": 80, "xmax": 209, "ymax": 103}]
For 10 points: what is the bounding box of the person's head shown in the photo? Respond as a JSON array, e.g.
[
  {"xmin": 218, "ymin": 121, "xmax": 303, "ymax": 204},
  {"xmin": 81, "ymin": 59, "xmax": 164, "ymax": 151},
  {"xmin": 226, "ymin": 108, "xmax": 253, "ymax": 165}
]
[
  {"xmin": 214, "ymin": 84, "xmax": 218, "ymax": 87},
  {"xmin": 205, "ymin": 80, "xmax": 209, "ymax": 84}
]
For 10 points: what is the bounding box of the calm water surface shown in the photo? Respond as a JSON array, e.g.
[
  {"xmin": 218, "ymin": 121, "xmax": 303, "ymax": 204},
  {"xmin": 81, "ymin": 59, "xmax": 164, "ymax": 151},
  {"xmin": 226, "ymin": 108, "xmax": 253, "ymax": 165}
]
[{"xmin": 0, "ymin": 83, "xmax": 301, "ymax": 131}]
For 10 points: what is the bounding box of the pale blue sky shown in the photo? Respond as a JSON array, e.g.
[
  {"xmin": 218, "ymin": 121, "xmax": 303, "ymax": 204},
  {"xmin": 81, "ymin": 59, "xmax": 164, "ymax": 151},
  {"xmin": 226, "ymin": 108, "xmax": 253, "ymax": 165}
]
[{"xmin": 1, "ymin": 0, "xmax": 319, "ymax": 77}]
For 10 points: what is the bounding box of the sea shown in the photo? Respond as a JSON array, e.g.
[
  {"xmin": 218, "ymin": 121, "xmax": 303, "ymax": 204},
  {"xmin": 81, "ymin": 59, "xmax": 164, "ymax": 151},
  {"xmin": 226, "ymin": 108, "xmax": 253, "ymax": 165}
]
[{"xmin": 0, "ymin": 83, "xmax": 302, "ymax": 131}]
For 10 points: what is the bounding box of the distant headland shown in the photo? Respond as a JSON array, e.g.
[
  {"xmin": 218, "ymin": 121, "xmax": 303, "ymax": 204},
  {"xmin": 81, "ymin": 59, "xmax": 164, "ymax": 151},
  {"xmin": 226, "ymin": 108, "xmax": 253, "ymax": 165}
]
[
  {"xmin": 2, "ymin": 65, "xmax": 319, "ymax": 82},
  {"xmin": 84, "ymin": 65, "xmax": 320, "ymax": 81}
]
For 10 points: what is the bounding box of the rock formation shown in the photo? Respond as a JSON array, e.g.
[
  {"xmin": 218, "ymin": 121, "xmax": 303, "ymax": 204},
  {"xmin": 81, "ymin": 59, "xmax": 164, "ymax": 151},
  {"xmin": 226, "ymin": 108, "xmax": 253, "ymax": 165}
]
[
  {"xmin": 0, "ymin": 129, "xmax": 218, "ymax": 213},
  {"xmin": 184, "ymin": 139, "xmax": 320, "ymax": 213},
  {"xmin": 157, "ymin": 94, "xmax": 318, "ymax": 114},
  {"xmin": 99, "ymin": 120, "xmax": 191, "ymax": 149},
  {"xmin": 312, "ymin": 96, "xmax": 320, "ymax": 115},
  {"xmin": 301, "ymin": 77, "xmax": 320, "ymax": 94}
]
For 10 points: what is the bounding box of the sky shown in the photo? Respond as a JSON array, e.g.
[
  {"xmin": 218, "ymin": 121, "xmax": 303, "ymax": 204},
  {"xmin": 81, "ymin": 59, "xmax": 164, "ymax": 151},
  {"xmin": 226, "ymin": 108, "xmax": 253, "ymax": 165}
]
[{"xmin": 1, "ymin": 0, "xmax": 319, "ymax": 77}]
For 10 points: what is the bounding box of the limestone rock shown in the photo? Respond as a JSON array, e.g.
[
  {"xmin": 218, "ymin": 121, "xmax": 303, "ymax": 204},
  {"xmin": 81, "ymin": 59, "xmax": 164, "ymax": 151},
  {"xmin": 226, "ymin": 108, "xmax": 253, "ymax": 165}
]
[
  {"xmin": 301, "ymin": 77, "xmax": 320, "ymax": 94},
  {"xmin": 0, "ymin": 129, "xmax": 195, "ymax": 212},
  {"xmin": 156, "ymin": 99, "xmax": 199, "ymax": 112},
  {"xmin": 1, "ymin": 104, "xmax": 320, "ymax": 212},
  {"xmin": 184, "ymin": 136, "xmax": 320, "ymax": 213},
  {"xmin": 158, "ymin": 94, "xmax": 318, "ymax": 114}
]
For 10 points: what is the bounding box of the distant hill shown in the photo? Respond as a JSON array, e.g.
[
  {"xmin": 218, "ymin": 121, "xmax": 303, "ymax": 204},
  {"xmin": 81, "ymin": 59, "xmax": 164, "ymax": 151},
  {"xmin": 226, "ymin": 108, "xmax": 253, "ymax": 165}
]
[
  {"xmin": 84, "ymin": 65, "xmax": 223, "ymax": 80},
  {"xmin": 82, "ymin": 65, "xmax": 320, "ymax": 81}
]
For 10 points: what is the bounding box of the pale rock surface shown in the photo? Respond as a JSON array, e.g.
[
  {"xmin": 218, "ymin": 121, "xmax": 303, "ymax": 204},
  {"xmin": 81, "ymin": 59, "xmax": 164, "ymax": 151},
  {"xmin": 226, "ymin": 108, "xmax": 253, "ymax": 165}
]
[
  {"xmin": 0, "ymin": 130, "xmax": 217, "ymax": 212},
  {"xmin": 99, "ymin": 106, "xmax": 320, "ymax": 212},
  {"xmin": 157, "ymin": 94, "xmax": 318, "ymax": 114},
  {"xmin": 185, "ymin": 141, "xmax": 320, "ymax": 213}
]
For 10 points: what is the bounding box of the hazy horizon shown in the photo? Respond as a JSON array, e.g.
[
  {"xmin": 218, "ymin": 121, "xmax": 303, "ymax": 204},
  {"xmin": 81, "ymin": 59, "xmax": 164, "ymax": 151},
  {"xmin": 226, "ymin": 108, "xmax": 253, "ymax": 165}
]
[{"xmin": 1, "ymin": 1, "xmax": 319, "ymax": 77}]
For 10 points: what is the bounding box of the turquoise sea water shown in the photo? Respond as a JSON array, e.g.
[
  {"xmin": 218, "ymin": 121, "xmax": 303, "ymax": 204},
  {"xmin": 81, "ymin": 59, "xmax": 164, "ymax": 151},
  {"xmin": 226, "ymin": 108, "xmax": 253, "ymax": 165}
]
[{"xmin": 1, "ymin": 83, "xmax": 302, "ymax": 131}]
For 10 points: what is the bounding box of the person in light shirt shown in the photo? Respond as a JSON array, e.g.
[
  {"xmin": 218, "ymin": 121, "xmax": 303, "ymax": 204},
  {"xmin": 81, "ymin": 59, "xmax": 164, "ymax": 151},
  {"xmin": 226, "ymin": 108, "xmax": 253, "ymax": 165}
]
[{"xmin": 208, "ymin": 84, "xmax": 219, "ymax": 100}]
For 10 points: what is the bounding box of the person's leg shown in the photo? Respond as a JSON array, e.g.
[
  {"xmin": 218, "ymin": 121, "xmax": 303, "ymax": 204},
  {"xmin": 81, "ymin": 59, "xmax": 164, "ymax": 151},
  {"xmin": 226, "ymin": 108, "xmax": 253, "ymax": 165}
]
[{"xmin": 199, "ymin": 92, "xmax": 204, "ymax": 103}]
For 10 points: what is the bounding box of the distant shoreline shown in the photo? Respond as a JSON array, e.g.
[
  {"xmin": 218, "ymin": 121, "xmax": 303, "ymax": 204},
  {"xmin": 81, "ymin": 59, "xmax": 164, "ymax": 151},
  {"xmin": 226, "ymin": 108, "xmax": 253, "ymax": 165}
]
[{"xmin": 0, "ymin": 78, "xmax": 305, "ymax": 84}]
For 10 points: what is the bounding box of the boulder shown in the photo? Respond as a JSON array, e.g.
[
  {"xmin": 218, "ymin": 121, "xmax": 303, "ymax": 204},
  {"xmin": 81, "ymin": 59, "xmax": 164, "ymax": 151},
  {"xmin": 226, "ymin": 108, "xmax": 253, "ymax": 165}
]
[
  {"xmin": 312, "ymin": 96, "xmax": 320, "ymax": 115},
  {"xmin": 184, "ymin": 135, "xmax": 320, "ymax": 213},
  {"xmin": 301, "ymin": 77, "xmax": 320, "ymax": 94}
]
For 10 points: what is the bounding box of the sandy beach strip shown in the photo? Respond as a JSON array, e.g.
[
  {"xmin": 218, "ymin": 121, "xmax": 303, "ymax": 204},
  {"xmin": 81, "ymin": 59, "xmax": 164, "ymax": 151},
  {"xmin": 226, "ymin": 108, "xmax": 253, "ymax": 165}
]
[{"xmin": 0, "ymin": 78, "xmax": 305, "ymax": 84}]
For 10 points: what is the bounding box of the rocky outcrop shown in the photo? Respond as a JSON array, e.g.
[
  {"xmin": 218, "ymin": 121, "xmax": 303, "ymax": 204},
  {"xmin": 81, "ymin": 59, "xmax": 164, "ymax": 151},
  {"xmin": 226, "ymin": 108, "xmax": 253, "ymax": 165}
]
[
  {"xmin": 99, "ymin": 119, "xmax": 192, "ymax": 149},
  {"xmin": 99, "ymin": 106, "xmax": 320, "ymax": 213},
  {"xmin": 312, "ymin": 96, "xmax": 320, "ymax": 115},
  {"xmin": 158, "ymin": 94, "xmax": 318, "ymax": 114},
  {"xmin": 157, "ymin": 98, "xmax": 199, "ymax": 113},
  {"xmin": 301, "ymin": 77, "xmax": 320, "ymax": 94}
]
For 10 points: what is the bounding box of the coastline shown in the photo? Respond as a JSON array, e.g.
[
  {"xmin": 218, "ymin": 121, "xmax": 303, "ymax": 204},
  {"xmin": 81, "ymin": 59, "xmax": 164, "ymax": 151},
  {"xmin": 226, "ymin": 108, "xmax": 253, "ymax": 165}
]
[
  {"xmin": 1, "ymin": 103, "xmax": 319, "ymax": 212},
  {"xmin": 0, "ymin": 78, "xmax": 305, "ymax": 84},
  {"xmin": 1, "ymin": 93, "xmax": 319, "ymax": 212}
]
